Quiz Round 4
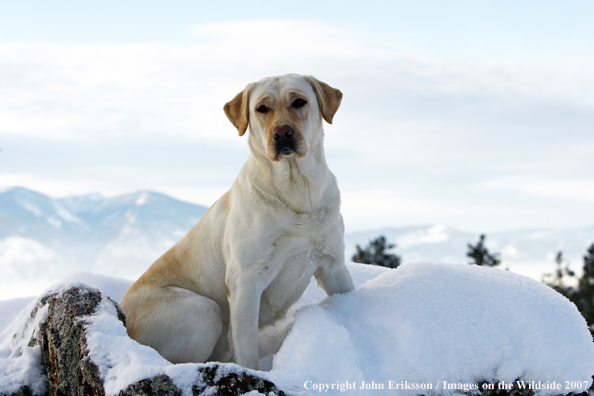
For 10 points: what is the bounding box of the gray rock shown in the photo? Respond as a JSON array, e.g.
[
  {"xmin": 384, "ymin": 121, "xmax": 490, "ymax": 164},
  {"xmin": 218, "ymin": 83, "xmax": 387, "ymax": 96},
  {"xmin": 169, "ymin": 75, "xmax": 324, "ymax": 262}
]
[
  {"xmin": 118, "ymin": 375, "xmax": 182, "ymax": 396},
  {"xmin": 38, "ymin": 287, "xmax": 115, "ymax": 396},
  {"xmin": 192, "ymin": 364, "xmax": 285, "ymax": 396}
]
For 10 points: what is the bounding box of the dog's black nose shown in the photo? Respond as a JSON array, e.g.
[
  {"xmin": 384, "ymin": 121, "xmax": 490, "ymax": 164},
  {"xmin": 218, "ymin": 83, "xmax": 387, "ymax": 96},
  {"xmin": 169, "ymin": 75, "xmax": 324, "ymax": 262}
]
[
  {"xmin": 272, "ymin": 125, "xmax": 298, "ymax": 159},
  {"xmin": 273, "ymin": 125, "xmax": 294, "ymax": 140}
]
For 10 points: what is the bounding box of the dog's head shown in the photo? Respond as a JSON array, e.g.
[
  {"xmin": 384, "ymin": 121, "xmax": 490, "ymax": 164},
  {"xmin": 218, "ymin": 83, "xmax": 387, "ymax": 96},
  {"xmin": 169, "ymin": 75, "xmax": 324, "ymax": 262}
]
[{"xmin": 224, "ymin": 74, "xmax": 342, "ymax": 162}]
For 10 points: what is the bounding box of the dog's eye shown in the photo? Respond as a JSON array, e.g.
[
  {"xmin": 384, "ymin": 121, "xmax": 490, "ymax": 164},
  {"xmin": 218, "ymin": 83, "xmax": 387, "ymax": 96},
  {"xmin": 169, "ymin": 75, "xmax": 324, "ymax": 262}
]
[
  {"xmin": 292, "ymin": 98, "xmax": 307, "ymax": 109},
  {"xmin": 256, "ymin": 104, "xmax": 269, "ymax": 113}
]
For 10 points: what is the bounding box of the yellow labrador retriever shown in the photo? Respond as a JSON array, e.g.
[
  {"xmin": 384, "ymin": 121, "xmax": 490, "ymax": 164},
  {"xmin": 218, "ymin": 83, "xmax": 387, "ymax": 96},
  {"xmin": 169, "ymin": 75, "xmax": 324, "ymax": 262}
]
[{"xmin": 120, "ymin": 74, "xmax": 355, "ymax": 370}]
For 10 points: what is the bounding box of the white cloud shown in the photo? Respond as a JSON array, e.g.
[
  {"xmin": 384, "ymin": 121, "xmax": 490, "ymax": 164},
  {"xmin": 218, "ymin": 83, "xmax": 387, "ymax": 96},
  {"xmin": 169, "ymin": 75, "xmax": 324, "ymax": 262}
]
[
  {"xmin": 1, "ymin": 20, "xmax": 593, "ymax": 231},
  {"xmin": 2, "ymin": 20, "xmax": 592, "ymax": 143},
  {"xmin": 340, "ymin": 189, "xmax": 529, "ymax": 232},
  {"xmin": 0, "ymin": 21, "xmax": 383, "ymax": 141},
  {"xmin": 481, "ymin": 176, "xmax": 594, "ymax": 204}
]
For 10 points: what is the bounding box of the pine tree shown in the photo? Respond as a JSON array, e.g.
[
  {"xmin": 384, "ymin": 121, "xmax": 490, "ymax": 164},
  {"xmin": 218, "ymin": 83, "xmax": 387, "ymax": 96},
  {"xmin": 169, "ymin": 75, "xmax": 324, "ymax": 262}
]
[
  {"xmin": 570, "ymin": 244, "xmax": 594, "ymax": 335},
  {"xmin": 542, "ymin": 251, "xmax": 575, "ymax": 296},
  {"xmin": 352, "ymin": 236, "xmax": 401, "ymax": 269},
  {"xmin": 544, "ymin": 244, "xmax": 594, "ymax": 336},
  {"xmin": 466, "ymin": 234, "xmax": 501, "ymax": 267},
  {"xmin": 582, "ymin": 243, "xmax": 594, "ymax": 278},
  {"xmin": 542, "ymin": 244, "xmax": 594, "ymax": 393}
]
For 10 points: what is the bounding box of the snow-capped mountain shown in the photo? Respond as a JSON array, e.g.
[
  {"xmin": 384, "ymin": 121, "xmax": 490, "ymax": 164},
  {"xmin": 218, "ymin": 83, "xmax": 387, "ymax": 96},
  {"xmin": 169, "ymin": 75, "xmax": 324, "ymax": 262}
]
[
  {"xmin": 1, "ymin": 187, "xmax": 593, "ymax": 300},
  {"xmin": 0, "ymin": 187, "xmax": 207, "ymax": 299}
]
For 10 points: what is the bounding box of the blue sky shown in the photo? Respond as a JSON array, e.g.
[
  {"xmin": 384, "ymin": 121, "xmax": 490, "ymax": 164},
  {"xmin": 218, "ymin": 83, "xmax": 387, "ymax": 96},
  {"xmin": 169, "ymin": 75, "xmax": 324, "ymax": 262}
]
[
  {"xmin": 3, "ymin": 0, "xmax": 594, "ymax": 61},
  {"xmin": 1, "ymin": 1, "xmax": 593, "ymax": 233}
]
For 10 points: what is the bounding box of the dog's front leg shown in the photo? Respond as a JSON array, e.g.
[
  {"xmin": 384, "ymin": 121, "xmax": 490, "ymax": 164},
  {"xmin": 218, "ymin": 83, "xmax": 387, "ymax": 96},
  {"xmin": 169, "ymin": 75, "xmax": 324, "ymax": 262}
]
[
  {"xmin": 227, "ymin": 274, "xmax": 261, "ymax": 369},
  {"xmin": 316, "ymin": 258, "xmax": 355, "ymax": 296},
  {"xmin": 315, "ymin": 238, "xmax": 355, "ymax": 296}
]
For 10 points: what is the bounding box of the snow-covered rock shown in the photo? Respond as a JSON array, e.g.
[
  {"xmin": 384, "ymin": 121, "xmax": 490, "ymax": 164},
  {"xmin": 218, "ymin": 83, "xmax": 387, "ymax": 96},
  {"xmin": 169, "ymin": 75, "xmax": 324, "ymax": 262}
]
[
  {"xmin": 1, "ymin": 262, "xmax": 593, "ymax": 396},
  {"xmin": 0, "ymin": 283, "xmax": 285, "ymax": 396}
]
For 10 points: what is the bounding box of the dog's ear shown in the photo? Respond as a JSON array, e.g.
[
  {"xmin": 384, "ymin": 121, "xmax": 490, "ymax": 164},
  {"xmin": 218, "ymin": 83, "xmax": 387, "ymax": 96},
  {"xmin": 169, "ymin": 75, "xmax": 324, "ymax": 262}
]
[
  {"xmin": 224, "ymin": 83, "xmax": 255, "ymax": 136},
  {"xmin": 303, "ymin": 76, "xmax": 343, "ymax": 124}
]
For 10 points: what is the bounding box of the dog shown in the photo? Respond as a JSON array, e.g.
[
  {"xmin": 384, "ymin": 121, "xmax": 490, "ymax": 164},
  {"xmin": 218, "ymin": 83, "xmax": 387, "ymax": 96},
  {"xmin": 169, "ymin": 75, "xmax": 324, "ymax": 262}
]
[{"xmin": 119, "ymin": 74, "xmax": 355, "ymax": 370}]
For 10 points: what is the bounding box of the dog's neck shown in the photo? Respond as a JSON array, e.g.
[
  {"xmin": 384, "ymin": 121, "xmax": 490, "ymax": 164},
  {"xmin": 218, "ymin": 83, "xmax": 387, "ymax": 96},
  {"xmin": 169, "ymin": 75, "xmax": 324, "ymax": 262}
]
[{"xmin": 247, "ymin": 138, "xmax": 336, "ymax": 214}]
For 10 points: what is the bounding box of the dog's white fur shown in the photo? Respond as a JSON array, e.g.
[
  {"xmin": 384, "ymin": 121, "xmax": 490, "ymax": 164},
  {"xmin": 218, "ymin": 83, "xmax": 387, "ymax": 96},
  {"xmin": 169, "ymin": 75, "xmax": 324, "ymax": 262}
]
[{"xmin": 119, "ymin": 74, "xmax": 355, "ymax": 370}]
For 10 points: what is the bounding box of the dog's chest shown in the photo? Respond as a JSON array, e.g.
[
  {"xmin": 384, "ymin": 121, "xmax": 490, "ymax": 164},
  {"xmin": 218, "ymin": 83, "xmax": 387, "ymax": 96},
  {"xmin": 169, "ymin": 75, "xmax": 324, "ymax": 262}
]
[{"xmin": 258, "ymin": 210, "xmax": 338, "ymax": 325}]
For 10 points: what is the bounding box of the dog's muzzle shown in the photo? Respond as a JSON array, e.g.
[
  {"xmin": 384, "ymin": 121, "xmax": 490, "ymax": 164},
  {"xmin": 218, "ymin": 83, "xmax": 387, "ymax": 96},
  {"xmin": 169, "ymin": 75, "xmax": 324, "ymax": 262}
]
[{"xmin": 273, "ymin": 125, "xmax": 298, "ymax": 159}]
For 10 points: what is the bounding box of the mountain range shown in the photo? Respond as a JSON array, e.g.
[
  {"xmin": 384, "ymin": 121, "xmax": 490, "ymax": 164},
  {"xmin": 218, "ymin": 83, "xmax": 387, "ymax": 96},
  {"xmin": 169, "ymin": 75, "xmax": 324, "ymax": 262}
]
[{"xmin": 1, "ymin": 187, "xmax": 593, "ymax": 300}]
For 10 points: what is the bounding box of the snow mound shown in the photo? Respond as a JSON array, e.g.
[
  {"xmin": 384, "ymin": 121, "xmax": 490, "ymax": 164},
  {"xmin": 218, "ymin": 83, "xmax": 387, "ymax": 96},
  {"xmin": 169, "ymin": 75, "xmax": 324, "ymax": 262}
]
[{"xmin": 269, "ymin": 262, "xmax": 594, "ymax": 395}]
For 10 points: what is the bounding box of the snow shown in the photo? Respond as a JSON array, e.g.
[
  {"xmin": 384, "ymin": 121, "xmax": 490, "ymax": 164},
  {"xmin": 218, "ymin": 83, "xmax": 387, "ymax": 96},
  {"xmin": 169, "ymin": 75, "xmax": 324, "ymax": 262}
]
[
  {"xmin": 52, "ymin": 202, "xmax": 83, "ymax": 224},
  {"xmin": 83, "ymin": 291, "xmax": 205, "ymax": 395},
  {"xmin": 18, "ymin": 201, "xmax": 43, "ymax": 217},
  {"xmin": 1, "ymin": 262, "xmax": 593, "ymax": 396},
  {"xmin": 0, "ymin": 297, "xmax": 35, "ymax": 333},
  {"xmin": 135, "ymin": 192, "xmax": 150, "ymax": 206},
  {"xmin": 0, "ymin": 295, "xmax": 49, "ymax": 395},
  {"xmin": 268, "ymin": 263, "xmax": 594, "ymax": 395},
  {"xmin": 398, "ymin": 224, "xmax": 450, "ymax": 247}
]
